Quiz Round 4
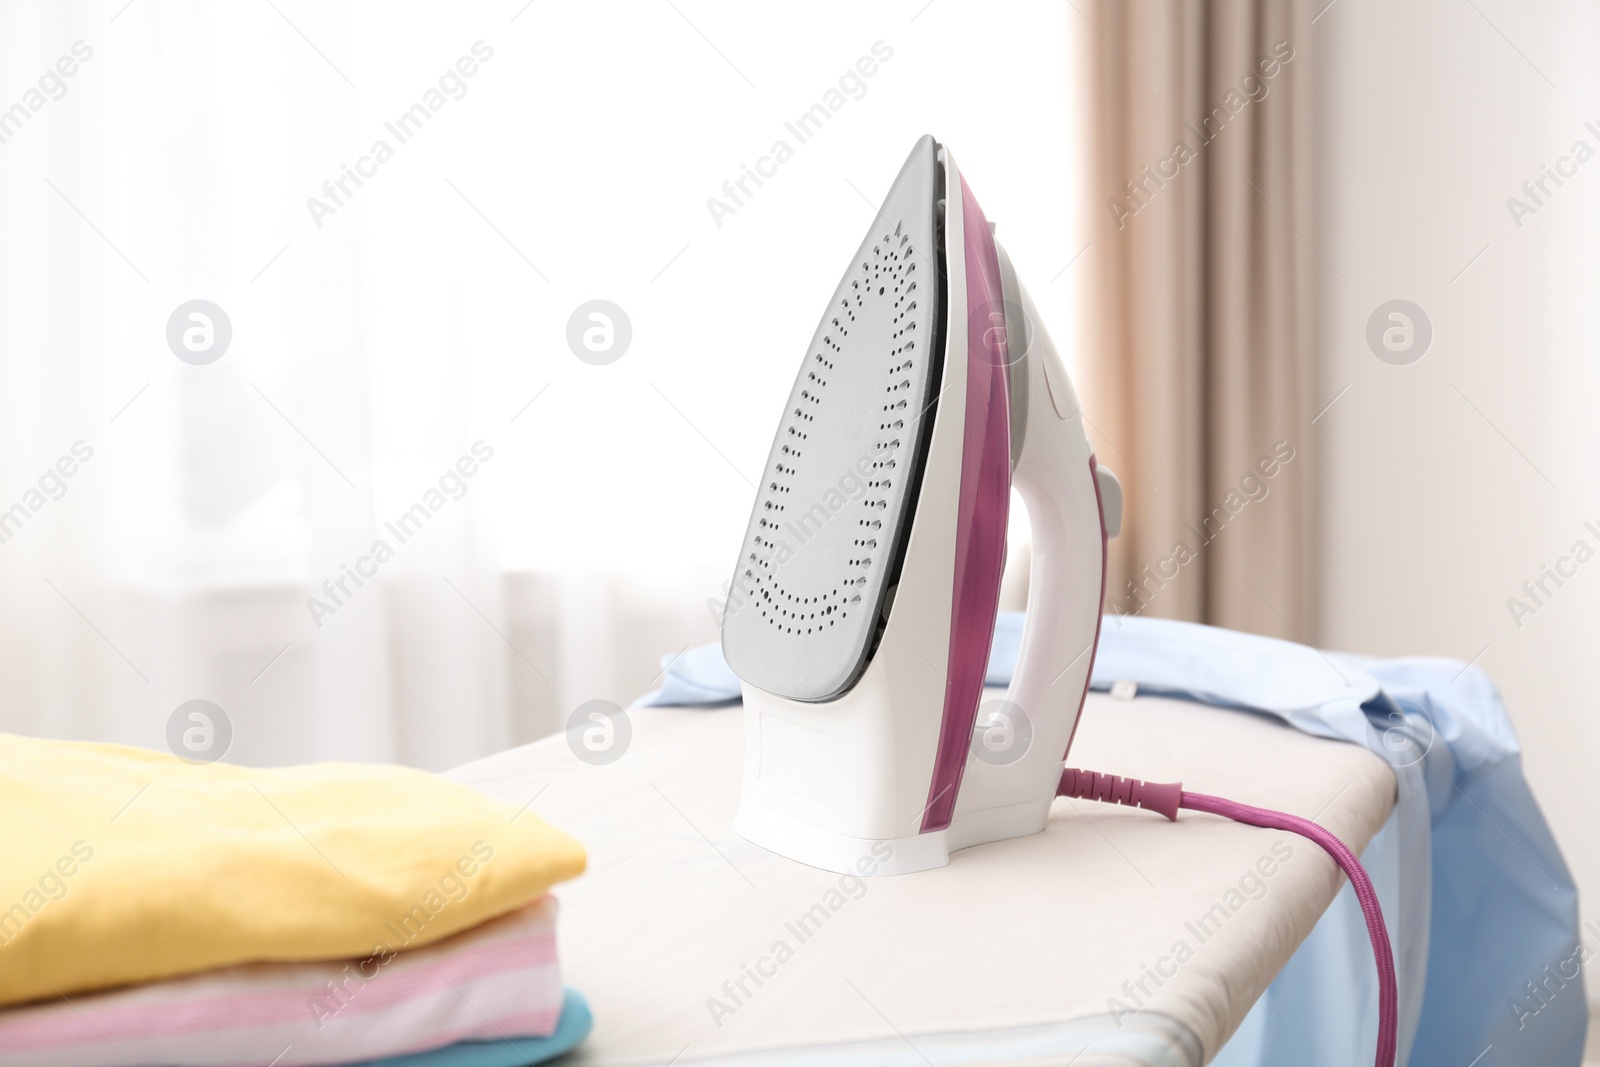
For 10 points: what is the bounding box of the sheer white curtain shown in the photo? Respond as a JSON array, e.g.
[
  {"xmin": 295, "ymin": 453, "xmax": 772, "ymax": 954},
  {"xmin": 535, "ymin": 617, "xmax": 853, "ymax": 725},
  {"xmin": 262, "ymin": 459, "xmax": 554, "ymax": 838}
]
[{"xmin": 0, "ymin": 0, "xmax": 1078, "ymax": 770}]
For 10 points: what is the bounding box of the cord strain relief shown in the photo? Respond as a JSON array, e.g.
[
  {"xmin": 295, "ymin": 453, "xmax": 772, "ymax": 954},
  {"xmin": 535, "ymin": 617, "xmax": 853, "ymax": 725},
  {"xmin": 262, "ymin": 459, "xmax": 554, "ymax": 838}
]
[{"xmin": 1058, "ymin": 767, "xmax": 1182, "ymax": 821}]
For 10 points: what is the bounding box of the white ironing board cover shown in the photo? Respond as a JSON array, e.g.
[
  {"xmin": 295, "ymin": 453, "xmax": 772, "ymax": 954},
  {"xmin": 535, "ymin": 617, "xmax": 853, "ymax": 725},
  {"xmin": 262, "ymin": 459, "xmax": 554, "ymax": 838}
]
[{"xmin": 445, "ymin": 690, "xmax": 1394, "ymax": 1067}]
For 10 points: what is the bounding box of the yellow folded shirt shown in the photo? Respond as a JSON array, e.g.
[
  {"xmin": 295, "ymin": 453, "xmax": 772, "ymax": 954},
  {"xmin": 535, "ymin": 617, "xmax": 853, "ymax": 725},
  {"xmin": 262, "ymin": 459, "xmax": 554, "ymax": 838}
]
[{"xmin": 0, "ymin": 734, "xmax": 585, "ymax": 1007}]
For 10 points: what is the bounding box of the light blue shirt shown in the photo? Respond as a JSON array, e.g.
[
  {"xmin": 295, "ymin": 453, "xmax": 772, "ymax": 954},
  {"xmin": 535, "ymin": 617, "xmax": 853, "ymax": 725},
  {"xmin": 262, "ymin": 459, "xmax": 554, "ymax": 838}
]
[{"xmin": 353, "ymin": 988, "xmax": 592, "ymax": 1066}]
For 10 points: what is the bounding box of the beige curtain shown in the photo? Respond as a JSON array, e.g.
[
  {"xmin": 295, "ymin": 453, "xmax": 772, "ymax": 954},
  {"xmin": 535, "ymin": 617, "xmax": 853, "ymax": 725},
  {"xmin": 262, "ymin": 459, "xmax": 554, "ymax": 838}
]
[{"xmin": 1074, "ymin": 1, "xmax": 1317, "ymax": 640}]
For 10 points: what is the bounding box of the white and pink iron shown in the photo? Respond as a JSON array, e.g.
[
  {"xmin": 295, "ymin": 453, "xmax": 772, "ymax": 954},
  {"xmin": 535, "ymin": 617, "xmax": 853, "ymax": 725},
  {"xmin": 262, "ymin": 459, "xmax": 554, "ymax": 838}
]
[{"xmin": 721, "ymin": 135, "xmax": 1122, "ymax": 875}]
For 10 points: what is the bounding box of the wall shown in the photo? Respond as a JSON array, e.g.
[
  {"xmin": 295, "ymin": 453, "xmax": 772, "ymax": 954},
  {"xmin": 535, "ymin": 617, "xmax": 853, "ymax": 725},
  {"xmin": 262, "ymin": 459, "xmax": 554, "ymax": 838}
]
[{"xmin": 1313, "ymin": 0, "xmax": 1600, "ymax": 1003}]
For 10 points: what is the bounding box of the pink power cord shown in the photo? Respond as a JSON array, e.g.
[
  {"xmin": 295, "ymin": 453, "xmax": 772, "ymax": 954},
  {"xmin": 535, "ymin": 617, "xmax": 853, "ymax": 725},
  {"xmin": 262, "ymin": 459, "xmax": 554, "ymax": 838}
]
[{"xmin": 1058, "ymin": 768, "xmax": 1398, "ymax": 1067}]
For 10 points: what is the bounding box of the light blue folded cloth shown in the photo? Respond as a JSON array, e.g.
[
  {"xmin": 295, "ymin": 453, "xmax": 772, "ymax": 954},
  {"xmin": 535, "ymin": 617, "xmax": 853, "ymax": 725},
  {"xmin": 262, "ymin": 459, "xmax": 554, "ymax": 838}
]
[
  {"xmin": 639, "ymin": 614, "xmax": 1586, "ymax": 1067},
  {"xmin": 357, "ymin": 987, "xmax": 592, "ymax": 1067}
]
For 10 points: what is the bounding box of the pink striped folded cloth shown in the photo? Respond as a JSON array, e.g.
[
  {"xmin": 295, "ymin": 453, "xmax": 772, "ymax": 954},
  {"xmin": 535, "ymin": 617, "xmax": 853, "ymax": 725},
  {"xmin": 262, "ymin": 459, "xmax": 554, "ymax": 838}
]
[{"xmin": 0, "ymin": 895, "xmax": 562, "ymax": 1067}]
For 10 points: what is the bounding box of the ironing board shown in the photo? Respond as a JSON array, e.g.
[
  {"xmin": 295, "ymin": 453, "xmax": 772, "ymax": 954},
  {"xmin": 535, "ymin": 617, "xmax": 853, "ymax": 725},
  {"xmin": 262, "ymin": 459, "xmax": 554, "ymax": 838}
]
[{"xmin": 445, "ymin": 689, "xmax": 1395, "ymax": 1067}]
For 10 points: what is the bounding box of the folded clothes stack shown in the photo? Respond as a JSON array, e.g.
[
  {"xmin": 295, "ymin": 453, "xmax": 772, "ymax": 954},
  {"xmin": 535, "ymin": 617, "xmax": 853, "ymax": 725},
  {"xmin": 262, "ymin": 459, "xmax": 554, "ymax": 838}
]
[{"xmin": 0, "ymin": 734, "xmax": 591, "ymax": 1067}]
